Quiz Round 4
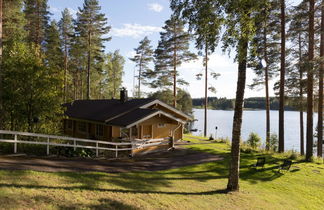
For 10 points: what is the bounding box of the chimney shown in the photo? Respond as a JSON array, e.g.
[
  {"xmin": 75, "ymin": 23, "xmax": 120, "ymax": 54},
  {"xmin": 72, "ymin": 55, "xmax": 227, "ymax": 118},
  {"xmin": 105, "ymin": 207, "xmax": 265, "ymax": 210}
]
[{"xmin": 120, "ymin": 87, "xmax": 128, "ymax": 103}]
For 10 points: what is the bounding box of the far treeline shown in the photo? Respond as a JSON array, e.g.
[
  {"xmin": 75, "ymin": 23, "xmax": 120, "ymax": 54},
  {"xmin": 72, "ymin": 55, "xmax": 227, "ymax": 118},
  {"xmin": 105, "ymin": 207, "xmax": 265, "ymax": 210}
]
[{"xmin": 192, "ymin": 97, "xmax": 317, "ymax": 111}]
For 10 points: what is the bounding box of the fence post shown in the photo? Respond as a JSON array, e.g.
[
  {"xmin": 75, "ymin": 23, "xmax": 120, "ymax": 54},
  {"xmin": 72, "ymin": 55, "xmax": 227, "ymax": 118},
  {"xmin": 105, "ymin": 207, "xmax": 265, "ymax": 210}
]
[
  {"xmin": 14, "ymin": 134, "xmax": 17, "ymax": 153},
  {"xmin": 47, "ymin": 138, "xmax": 50, "ymax": 155},
  {"xmin": 96, "ymin": 142, "xmax": 98, "ymax": 157},
  {"xmin": 74, "ymin": 140, "xmax": 76, "ymax": 151},
  {"xmin": 115, "ymin": 145, "xmax": 118, "ymax": 158}
]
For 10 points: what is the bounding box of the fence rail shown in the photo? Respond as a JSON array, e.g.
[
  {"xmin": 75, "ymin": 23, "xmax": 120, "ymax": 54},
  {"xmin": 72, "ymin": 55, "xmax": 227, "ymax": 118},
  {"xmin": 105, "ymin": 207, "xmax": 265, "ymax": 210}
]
[{"xmin": 0, "ymin": 130, "xmax": 170, "ymax": 158}]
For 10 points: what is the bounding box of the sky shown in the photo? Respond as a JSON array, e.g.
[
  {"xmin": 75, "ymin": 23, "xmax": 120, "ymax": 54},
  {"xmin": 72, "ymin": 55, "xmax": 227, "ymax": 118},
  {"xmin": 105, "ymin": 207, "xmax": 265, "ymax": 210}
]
[{"xmin": 47, "ymin": 0, "xmax": 299, "ymax": 99}]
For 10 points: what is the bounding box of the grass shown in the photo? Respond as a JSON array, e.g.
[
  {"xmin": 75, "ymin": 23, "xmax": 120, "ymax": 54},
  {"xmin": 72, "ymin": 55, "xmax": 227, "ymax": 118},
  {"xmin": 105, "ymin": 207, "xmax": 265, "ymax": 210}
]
[{"xmin": 0, "ymin": 135, "xmax": 323, "ymax": 209}]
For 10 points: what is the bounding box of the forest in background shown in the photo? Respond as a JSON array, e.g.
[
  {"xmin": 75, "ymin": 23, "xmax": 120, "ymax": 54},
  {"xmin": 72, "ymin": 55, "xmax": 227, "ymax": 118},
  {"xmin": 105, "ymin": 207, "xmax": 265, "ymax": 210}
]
[{"xmin": 192, "ymin": 97, "xmax": 308, "ymax": 111}]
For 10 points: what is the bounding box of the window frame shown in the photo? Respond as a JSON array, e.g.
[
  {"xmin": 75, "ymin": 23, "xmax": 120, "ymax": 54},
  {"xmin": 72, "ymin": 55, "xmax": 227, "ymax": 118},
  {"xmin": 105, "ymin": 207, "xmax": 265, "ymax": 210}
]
[
  {"xmin": 96, "ymin": 124, "xmax": 104, "ymax": 137},
  {"xmin": 77, "ymin": 122, "xmax": 87, "ymax": 133}
]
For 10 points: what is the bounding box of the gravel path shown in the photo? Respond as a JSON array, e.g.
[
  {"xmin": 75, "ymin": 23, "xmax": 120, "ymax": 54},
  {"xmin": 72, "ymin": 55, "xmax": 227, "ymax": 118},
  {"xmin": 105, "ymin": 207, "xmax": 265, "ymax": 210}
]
[{"xmin": 0, "ymin": 146, "xmax": 223, "ymax": 173}]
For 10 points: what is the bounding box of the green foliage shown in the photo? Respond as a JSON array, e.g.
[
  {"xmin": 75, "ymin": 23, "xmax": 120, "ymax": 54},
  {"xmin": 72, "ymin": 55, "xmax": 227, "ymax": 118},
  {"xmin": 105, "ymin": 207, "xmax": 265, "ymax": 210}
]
[
  {"xmin": 246, "ymin": 132, "xmax": 262, "ymax": 149},
  {"xmin": 153, "ymin": 15, "xmax": 197, "ymax": 89},
  {"xmin": 53, "ymin": 147, "xmax": 96, "ymax": 158},
  {"xmin": 269, "ymin": 133, "xmax": 278, "ymax": 152},
  {"xmin": 24, "ymin": 0, "xmax": 50, "ymax": 46},
  {"xmin": 3, "ymin": 0, "xmax": 26, "ymax": 44},
  {"xmin": 248, "ymin": 0, "xmax": 280, "ymax": 90},
  {"xmin": 59, "ymin": 8, "xmax": 75, "ymax": 102},
  {"xmin": 74, "ymin": 0, "xmax": 111, "ymax": 99},
  {"xmin": 130, "ymin": 36, "xmax": 154, "ymax": 98},
  {"xmin": 44, "ymin": 20, "xmax": 64, "ymax": 74},
  {"xmin": 2, "ymin": 42, "xmax": 63, "ymax": 133},
  {"xmin": 104, "ymin": 50, "xmax": 125, "ymax": 98},
  {"xmin": 148, "ymin": 89, "xmax": 193, "ymax": 115}
]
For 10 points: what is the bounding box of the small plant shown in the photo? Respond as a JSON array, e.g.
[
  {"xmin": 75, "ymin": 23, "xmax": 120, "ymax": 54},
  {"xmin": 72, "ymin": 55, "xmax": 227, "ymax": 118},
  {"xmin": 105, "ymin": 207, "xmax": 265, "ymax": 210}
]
[
  {"xmin": 269, "ymin": 133, "xmax": 279, "ymax": 152},
  {"xmin": 246, "ymin": 132, "xmax": 261, "ymax": 149},
  {"xmin": 219, "ymin": 137, "xmax": 230, "ymax": 144},
  {"xmin": 209, "ymin": 134, "xmax": 214, "ymax": 140}
]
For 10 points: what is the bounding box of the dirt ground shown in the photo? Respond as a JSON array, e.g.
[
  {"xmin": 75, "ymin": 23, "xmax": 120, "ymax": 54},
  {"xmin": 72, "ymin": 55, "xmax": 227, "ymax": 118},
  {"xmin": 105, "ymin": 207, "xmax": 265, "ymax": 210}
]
[{"xmin": 0, "ymin": 146, "xmax": 223, "ymax": 173}]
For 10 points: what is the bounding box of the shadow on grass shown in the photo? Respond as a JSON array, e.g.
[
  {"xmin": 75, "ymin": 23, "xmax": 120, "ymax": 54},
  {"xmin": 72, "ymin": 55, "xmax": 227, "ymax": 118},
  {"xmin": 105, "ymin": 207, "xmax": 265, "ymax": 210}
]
[{"xmin": 0, "ymin": 183, "xmax": 229, "ymax": 195}]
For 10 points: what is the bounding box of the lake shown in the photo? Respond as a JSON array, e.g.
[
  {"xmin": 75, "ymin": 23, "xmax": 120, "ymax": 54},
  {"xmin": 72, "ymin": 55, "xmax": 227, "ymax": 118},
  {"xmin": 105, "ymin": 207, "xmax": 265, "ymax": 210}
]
[{"xmin": 192, "ymin": 109, "xmax": 319, "ymax": 152}]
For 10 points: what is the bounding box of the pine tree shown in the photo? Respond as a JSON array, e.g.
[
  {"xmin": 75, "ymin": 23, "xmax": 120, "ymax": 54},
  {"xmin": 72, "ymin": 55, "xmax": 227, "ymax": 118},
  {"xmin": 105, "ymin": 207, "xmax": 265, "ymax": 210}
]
[
  {"xmin": 69, "ymin": 30, "xmax": 87, "ymax": 100},
  {"xmin": 3, "ymin": 0, "xmax": 26, "ymax": 44},
  {"xmin": 153, "ymin": 15, "xmax": 197, "ymax": 108},
  {"xmin": 248, "ymin": 0, "xmax": 280, "ymax": 150},
  {"xmin": 0, "ymin": 0, "xmax": 3, "ymax": 132},
  {"xmin": 306, "ymin": 0, "xmax": 315, "ymax": 161},
  {"xmin": 44, "ymin": 20, "xmax": 64, "ymax": 97},
  {"xmin": 278, "ymin": 0, "xmax": 286, "ymax": 153},
  {"xmin": 59, "ymin": 8, "xmax": 74, "ymax": 102},
  {"xmin": 171, "ymin": 0, "xmax": 222, "ymax": 137},
  {"xmin": 24, "ymin": 0, "xmax": 50, "ymax": 48},
  {"xmin": 45, "ymin": 20, "xmax": 64, "ymax": 72},
  {"xmin": 106, "ymin": 50, "xmax": 125, "ymax": 98},
  {"xmin": 318, "ymin": 1, "xmax": 323, "ymax": 157},
  {"xmin": 74, "ymin": 0, "xmax": 111, "ymax": 99},
  {"xmin": 130, "ymin": 36, "xmax": 154, "ymax": 98},
  {"xmin": 286, "ymin": 0, "xmax": 309, "ymax": 155}
]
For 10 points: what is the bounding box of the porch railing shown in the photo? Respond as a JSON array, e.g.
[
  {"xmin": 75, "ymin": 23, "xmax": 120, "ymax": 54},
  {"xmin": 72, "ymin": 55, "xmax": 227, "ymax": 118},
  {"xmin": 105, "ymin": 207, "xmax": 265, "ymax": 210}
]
[{"xmin": 0, "ymin": 130, "xmax": 170, "ymax": 158}]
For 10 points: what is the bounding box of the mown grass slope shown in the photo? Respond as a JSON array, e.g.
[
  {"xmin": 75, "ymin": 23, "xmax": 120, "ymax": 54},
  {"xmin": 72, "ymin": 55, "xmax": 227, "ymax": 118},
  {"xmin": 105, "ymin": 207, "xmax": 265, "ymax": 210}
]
[{"xmin": 0, "ymin": 135, "xmax": 323, "ymax": 209}]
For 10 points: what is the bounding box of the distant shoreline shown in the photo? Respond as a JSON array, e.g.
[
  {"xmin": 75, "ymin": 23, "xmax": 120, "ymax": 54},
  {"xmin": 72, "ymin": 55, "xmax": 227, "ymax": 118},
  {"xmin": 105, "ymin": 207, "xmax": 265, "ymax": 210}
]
[{"xmin": 192, "ymin": 107, "xmax": 317, "ymax": 112}]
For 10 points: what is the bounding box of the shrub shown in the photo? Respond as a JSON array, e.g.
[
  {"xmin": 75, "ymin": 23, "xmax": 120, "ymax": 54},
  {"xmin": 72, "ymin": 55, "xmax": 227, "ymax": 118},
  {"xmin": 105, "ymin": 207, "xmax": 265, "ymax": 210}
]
[
  {"xmin": 269, "ymin": 133, "xmax": 279, "ymax": 152},
  {"xmin": 246, "ymin": 132, "xmax": 261, "ymax": 149}
]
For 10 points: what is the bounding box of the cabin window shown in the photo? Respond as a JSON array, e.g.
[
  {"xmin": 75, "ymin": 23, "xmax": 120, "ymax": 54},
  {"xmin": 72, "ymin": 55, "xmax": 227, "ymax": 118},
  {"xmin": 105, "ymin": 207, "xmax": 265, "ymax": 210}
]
[
  {"xmin": 66, "ymin": 120, "xmax": 73, "ymax": 130},
  {"xmin": 158, "ymin": 123, "xmax": 166, "ymax": 128},
  {"xmin": 96, "ymin": 124, "xmax": 104, "ymax": 137},
  {"xmin": 77, "ymin": 122, "xmax": 87, "ymax": 133}
]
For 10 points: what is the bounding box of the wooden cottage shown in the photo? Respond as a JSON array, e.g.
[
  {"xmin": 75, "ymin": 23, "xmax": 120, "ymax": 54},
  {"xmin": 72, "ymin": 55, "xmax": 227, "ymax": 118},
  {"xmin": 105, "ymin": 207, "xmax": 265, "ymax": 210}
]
[{"xmin": 63, "ymin": 90, "xmax": 192, "ymax": 155}]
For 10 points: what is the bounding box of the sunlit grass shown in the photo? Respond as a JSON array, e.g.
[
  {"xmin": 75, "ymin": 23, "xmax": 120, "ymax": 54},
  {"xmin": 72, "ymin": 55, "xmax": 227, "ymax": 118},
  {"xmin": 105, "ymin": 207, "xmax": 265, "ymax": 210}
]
[{"xmin": 0, "ymin": 135, "xmax": 323, "ymax": 209}]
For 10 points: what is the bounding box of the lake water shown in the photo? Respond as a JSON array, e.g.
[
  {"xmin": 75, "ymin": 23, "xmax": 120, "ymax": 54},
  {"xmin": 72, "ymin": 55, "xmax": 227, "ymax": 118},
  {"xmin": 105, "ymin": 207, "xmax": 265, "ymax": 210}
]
[{"xmin": 192, "ymin": 109, "xmax": 319, "ymax": 152}]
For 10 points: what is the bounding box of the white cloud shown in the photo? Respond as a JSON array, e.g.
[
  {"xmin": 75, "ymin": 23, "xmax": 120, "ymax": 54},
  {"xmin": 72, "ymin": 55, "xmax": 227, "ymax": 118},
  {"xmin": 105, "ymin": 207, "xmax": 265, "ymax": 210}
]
[
  {"xmin": 67, "ymin": 8, "xmax": 77, "ymax": 17},
  {"xmin": 49, "ymin": 6, "xmax": 60, "ymax": 14},
  {"xmin": 126, "ymin": 50, "xmax": 137, "ymax": 58},
  {"xmin": 148, "ymin": 3, "xmax": 164, "ymax": 12},
  {"xmin": 111, "ymin": 24, "xmax": 162, "ymax": 39}
]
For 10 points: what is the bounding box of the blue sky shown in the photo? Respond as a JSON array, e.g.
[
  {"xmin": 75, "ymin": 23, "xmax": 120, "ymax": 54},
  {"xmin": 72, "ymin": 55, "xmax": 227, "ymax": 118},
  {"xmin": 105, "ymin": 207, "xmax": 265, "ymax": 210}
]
[{"xmin": 48, "ymin": 0, "xmax": 299, "ymax": 99}]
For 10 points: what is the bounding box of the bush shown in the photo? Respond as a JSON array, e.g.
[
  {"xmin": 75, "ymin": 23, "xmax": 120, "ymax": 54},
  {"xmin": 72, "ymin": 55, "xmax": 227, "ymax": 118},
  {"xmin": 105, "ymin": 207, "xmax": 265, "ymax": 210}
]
[
  {"xmin": 269, "ymin": 133, "xmax": 279, "ymax": 152},
  {"xmin": 246, "ymin": 132, "xmax": 261, "ymax": 149},
  {"xmin": 53, "ymin": 147, "xmax": 95, "ymax": 158}
]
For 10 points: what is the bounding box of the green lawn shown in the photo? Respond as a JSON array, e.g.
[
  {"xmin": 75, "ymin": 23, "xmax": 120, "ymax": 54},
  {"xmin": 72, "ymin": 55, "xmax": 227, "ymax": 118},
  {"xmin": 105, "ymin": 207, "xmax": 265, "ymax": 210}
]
[{"xmin": 0, "ymin": 135, "xmax": 323, "ymax": 209}]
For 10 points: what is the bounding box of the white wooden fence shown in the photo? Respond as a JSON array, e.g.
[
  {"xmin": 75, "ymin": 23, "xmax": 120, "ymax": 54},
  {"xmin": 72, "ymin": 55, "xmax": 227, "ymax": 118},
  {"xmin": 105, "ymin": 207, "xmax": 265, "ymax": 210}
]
[{"xmin": 0, "ymin": 130, "xmax": 170, "ymax": 158}]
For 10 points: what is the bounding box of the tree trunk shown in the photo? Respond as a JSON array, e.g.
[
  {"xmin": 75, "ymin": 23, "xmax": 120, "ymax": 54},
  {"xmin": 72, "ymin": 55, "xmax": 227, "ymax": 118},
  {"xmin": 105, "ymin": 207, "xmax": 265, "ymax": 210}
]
[
  {"xmin": 86, "ymin": 31, "xmax": 91, "ymax": 100},
  {"xmin": 64, "ymin": 39, "xmax": 68, "ymax": 102},
  {"xmin": 138, "ymin": 56, "xmax": 142, "ymax": 98},
  {"xmin": 113, "ymin": 63, "xmax": 116, "ymax": 98},
  {"xmin": 0, "ymin": 0, "xmax": 3, "ymax": 132},
  {"xmin": 298, "ymin": 33, "xmax": 305, "ymax": 155},
  {"xmin": 279, "ymin": 0, "xmax": 286, "ymax": 153},
  {"xmin": 318, "ymin": 1, "xmax": 323, "ymax": 157},
  {"xmin": 306, "ymin": 0, "xmax": 315, "ymax": 161},
  {"xmin": 173, "ymin": 23, "xmax": 177, "ymax": 108},
  {"xmin": 263, "ymin": 23, "xmax": 270, "ymax": 151},
  {"xmin": 227, "ymin": 37, "xmax": 248, "ymax": 192},
  {"xmin": 204, "ymin": 41, "xmax": 208, "ymax": 137}
]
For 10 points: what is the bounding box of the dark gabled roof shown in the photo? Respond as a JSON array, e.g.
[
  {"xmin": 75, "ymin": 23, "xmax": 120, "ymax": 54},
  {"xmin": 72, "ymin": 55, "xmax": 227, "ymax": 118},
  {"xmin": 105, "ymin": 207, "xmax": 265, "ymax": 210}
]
[
  {"xmin": 64, "ymin": 98, "xmax": 155, "ymax": 122},
  {"xmin": 106, "ymin": 108, "xmax": 159, "ymax": 127}
]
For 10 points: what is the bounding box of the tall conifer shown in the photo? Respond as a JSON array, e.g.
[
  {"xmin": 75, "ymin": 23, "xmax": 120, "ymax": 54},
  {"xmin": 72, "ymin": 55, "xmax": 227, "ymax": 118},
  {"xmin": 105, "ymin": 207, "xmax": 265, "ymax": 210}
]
[
  {"xmin": 130, "ymin": 36, "xmax": 154, "ymax": 98},
  {"xmin": 154, "ymin": 15, "xmax": 196, "ymax": 107},
  {"xmin": 59, "ymin": 9, "xmax": 74, "ymax": 102},
  {"xmin": 74, "ymin": 0, "xmax": 111, "ymax": 99}
]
